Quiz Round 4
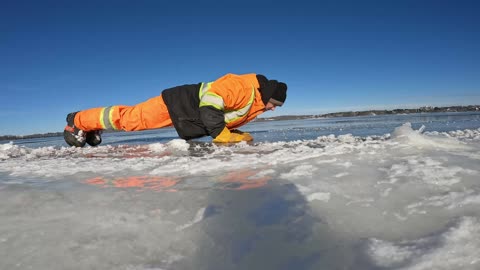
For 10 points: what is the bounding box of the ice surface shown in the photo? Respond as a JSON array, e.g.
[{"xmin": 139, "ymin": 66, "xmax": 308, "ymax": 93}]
[
  {"xmin": 367, "ymin": 217, "xmax": 480, "ymax": 269},
  {"xmin": 1, "ymin": 113, "xmax": 480, "ymax": 269}
]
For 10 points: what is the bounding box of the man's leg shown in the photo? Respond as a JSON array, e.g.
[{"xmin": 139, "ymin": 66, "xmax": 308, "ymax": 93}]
[{"xmin": 64, "ymin": 94, "xmax": 172, "ymax": 147}]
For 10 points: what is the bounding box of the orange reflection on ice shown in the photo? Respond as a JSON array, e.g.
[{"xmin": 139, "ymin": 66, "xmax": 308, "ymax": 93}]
[
  {"xmin": 85, "ymin": 176, "xmax": 179, "ymax": 192},
  {"xmin": 217, "ymin": 169, "xmax": 271, "ymax": 190}
]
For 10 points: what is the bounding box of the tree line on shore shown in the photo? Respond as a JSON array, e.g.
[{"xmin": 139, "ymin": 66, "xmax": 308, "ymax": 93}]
[{"xmin": 257, "ymin": 105, "xmax": 480, "ymax": 121}]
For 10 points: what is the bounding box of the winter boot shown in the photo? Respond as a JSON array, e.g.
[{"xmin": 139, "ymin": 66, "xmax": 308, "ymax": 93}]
[
  {"xmin": 64, "ymin": 112, "xmax": 86, "ymax": 147},
  {"xmin": 86, "ymin": 130, "xmax": 102, "ymax": 146}
]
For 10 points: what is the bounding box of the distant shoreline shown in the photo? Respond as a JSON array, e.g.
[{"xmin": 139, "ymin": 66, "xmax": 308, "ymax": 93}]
[
  {"xmin": 255, "ymin": 105, "xmax": 480, "ymax": 122},
  {"xmin": 1, "ymin": 105, "xmax": 479, "ymax": 141}
]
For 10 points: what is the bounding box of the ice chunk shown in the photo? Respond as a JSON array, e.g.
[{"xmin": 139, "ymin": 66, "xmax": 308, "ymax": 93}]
[
  {"xmin": 280, "ymin": 164, "xmax": 317, "ymax": 179},
  {"xmin": 148, "ymin": 142, "xmax": 167, "ymax": 152},
  {"xmin": 392, "ymin": 122, "xmax": 469, "ymax": 150},
  {"xmin": 307, "ymin": 192, "xmax": 331, "ymax": 202},
  {"xmin": 367, "ymin": 217, "xmax": 480, "ymax": 269},
  {"xmin": 0, "ymin": 142, "xmax": 27, "ymax": 160},
  {"xmin": 167, "ymin": 139, "xmax": 190, "ymax": 155},
  {"xmin": 175, "ymin": 207, "xmax": 206, "ymax": 231}
]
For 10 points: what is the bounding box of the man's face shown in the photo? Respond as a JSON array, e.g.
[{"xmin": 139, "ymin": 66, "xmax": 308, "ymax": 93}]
[{"xmin": 264, "ymin": 102, "xmax": 277, "ymax": 111}]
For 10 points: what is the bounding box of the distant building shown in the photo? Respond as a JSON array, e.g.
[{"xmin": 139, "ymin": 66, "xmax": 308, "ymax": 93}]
[{"xmin": 420, "ymin": 106, "xmax": 433, "ymax": 111}]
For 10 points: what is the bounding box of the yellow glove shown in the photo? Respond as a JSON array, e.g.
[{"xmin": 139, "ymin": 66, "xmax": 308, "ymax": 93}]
[
  {"xmin": 213, "ymin": 127, "xmax": 253, "ymax": 143},
  {"xmin": 231, "ymin": 129, "xmax": 253, "ymax": 141}
]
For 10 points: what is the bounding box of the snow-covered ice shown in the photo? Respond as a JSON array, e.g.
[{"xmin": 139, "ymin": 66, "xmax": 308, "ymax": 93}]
[{"xmin": 1, "ymin": 112, "xmax": 480, "ymax": 269}]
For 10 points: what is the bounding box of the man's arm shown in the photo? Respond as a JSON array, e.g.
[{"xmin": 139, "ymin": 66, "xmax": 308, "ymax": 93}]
[
  {"xmin": 198, "ymin": 74, "xmax": 255, "ymax": 142},
  {"xmin": 199, "ymin": 105, "xmax": 225, "ymax": 138}
]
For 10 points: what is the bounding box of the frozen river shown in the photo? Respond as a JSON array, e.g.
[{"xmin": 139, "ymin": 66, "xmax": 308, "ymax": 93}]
[{"xmin": 1, "ymin": 112, "xmax": 480, "ymax": 270}]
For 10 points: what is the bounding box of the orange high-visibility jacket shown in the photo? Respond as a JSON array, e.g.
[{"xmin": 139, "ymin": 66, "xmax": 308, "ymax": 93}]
[{"xmin": 162, "ymin": 73, "xmax": 266, "ymax": 140}]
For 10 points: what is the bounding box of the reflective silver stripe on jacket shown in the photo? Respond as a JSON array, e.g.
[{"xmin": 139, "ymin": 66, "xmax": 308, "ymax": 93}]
[
  {"xmin": 100, "ymin": 106, "xmax": 118, "ymax": 130},
  {"xmin": 224, "ymin": 86, "xmax": 255, "ymax": 123},
  {"xmin": 199, "ymin": 82, "xmax": 255, "ymax": 124},
  {"xmin": 199, "ymin": 82, "xmax": 212, "ymax": 97}
]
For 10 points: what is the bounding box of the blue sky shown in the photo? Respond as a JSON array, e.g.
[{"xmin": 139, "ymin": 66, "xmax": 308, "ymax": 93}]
[{"xmin": 1, "ymin": 0, "xmax": 479, "ymax": 135}]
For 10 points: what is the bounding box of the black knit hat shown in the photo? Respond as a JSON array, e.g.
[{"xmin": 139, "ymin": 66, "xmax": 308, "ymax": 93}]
[
  {"xmin": 259, "ymin": 80, "xmax": 277, "ymax": 105},
  {"xmin": 269, "ymin": 82, "xmax": 287, "ymax": 106},
  {"xmin": 256, "ymin": 75, "xmax": 288, "ymax": 106}
]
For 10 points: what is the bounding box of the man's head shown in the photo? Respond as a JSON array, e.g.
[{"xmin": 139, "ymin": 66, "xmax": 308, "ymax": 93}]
[
  {"xmin": 269, "ymin": 82, "xmax": 287, "ymax": 106},
  {"xmin": 256, "ymin": 75, "xmax": 288, "ymax": 108}
]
